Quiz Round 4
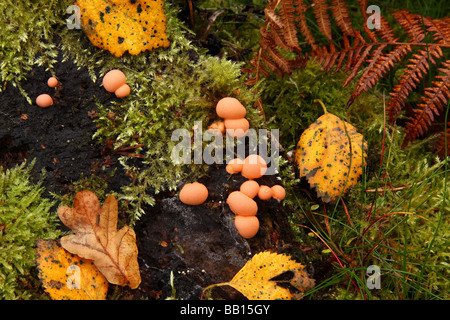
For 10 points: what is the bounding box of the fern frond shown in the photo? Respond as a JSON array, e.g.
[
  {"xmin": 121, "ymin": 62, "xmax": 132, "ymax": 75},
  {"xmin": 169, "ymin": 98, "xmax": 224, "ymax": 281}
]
[
  {"xmin": 387, "ymin": 45, "xmax": 443, "ymax": 120},
  {"xmin": 330, "ymin": 0, "xmax": 355, "ymax": 38},
  {"xmin": 403, "ymin": 61, "xmax": 450, "ymax": 146},
  {"xmin": 422, "ymin": 16, "xmax": 450, "ymax": 44},
  {"xmin": 434, "ymin": 125, "xmax": 450, "ymax": 159},
  {"xmin": 312, "ymin": 0, "xmax": 332, "ymax": 41},
  {"xmin": 392, "ymin": 10, "xmax": 426, "ymax": 43},
  {"xmin": 320, "ymin": 42, "xmax": 339, "ymax": 72},
  {"xmin": 264, "ymin": 5, "xmax": 283, "ymax": 30},
  {"xmin": 244, "ymin": 0, "xmax": 450, "ymax": 152},
  {"xmin": 295, "ymin": 1, "xmax": 318, "ymax": 50},
  {"xmin": 279, "ymin": 0, "xmax": 299, "ymax": 49},
  {"xmin": 375, "ymin": 15, "xmax": 397, "ymax": 42},
  {"xmin": 349, "ymin": 44, "xmax": 411, "ymax": 106},
  {"xmin": 266, "ymin": 47, "xmax": 293, "ymax": 75},
  {"xmin": 342, "ymin": 44, "xmax": 374, "ymax": 86},
  {"xmin": 264, "ymin": 24, "xmax": 292, "ymax": 52},
  {"xmin": 356, "ymin": 0, "xmax": 378, "ymax": 42}
]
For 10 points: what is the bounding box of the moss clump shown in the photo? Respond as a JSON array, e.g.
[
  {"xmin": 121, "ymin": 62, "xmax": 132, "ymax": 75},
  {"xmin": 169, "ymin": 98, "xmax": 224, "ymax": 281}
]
[
  {"xmin": 260, "ymin": 60, "xmax": 383, "ymax": 152},
  {"xmin": 259, "ymin": 56, "xmax": 449, "ymax": 299},
  {"xmin": 349, "ymin": 126, "xmax": 450, "ymax": 298},
  {"xmin": 260, "ymin": 60, "xmax": 385, "ymax": 221},
  {"xmin": 92, "ymin": 54, "xmax": 263, "ymax": 221},
  {"xmin": 59, "ymin": 4, "xmax": 263, "ymax": 221},
  {"xmin": 0, "ymin": 161, "xmax": 61, "ymax": 299},
  {"xmin": 0, "ymin": 0, "xmax": 66, "ymax": 102}
]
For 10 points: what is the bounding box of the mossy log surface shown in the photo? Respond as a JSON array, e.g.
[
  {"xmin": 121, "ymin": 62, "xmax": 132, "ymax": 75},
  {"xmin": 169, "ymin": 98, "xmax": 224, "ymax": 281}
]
[
  {"xmin": 127, "ymin": 165, "xmax": 300, "ymax": 300},
  {"xmin": 0, "ymin": 49, "xmax": 307, "ymax": 300},
  {"xmin": 0, "ymin": 53, "xmax": 127, "ymax": 195}
]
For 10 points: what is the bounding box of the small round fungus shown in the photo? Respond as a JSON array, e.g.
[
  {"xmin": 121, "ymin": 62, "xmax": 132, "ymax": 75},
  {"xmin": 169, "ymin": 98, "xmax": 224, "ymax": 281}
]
[
  {"xmin": 234, "ymin": 215, "xmax": 259, "ymax": 239},
  {"xmin": 115, "ymin": 84, "xmax": 131, "ymax": 98},
  {"xmin": 226, "ymin": 158, "xmax": 244, "ymax": 174},
  {"xmin": 208, "ymin": 120, "xmax": 225, "ymax": 134},
  {"xmin": 271, "ymin": 185, "xmax": 286, "ymax": 201},
  {"xmin": 103, "ymin": 69, "xmax": 127, "ymax": 93},
  {"xmin": 239, "ymin": 180, "xmax": 259, "ymax": 199},
  {"xmin": 36, "ymin": 94, "xmax": 54, "ymax": 108},
  {"xmin": 224, "ymin": 118, "xmax": 249, "ymax": 138},
  {"xmin": 47, "ymin": 77, "xmax": 58, "ymax": 88},
  {"xmin": 216, "ymin": 97, "xmax": 246, "ymax": 119},
  {"xmin": 241, "ymin": 154, "xmax": 267, "ymax": 179},
  {"xmin": 258, "ymin": 185, "xmax": 273, "ymax": 200},
  {"xmin": 179, "ymin": 182, "xmax": 208, "ymax": 205},
  {"xmin": 226, "ymin": 191, "xmax": 258, "ymax": 216}
]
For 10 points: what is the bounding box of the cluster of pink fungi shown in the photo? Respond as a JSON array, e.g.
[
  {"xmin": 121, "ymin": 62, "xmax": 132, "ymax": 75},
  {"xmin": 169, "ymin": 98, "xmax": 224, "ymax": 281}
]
[
  {"xmin": 36, "ymin": 69, "xmax": 130, "ymax": 108},
  {"xmin": 179, "ymin": 97, "xmax": 286, "ymax": 239},
  {"xmin": 35, "ymin": 77, "xmax": 59, "ymax": 108}
]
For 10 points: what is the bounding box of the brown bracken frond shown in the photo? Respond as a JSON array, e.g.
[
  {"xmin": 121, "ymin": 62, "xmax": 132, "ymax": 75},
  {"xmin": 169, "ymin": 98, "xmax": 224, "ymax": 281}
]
[
  {"xmin": 402, "ymin": 61, "xmax": 450, "ymax": 147},
  {"xmin": 312, "ymin": 0, "xmax": 332, "ymax": 41},
  {"xmin": 392, "ymin": 10, "xmax": 426, "ymax": 43},
  {"xmin": 278, "ymin": 0, "xmax": 299, "ymax": 49},
  {"xmin": 295, "ymin": 1, "xmax": 319, "ymax": 51},
  {"xmin": 387, "ymin": 45, "xmax": 443, "ymax": 120},
  {"xmin": 330, "ymin": 0, "xmax": 357, "ymax": 38},
  {"xmin": 434, "ymin": 125, "xmax": 450, "ymax": 159},
  {"xmin": 347, "ymin": 44, "xmax": 412, "ymax": 107},
  {"xmin": 243, "ymin": 1, "xmax": 450, "ymax": 155}
]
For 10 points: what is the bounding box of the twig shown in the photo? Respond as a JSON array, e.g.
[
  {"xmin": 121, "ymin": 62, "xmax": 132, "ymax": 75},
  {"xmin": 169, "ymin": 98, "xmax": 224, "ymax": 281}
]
[
  {"xmin": 341, "ymin": 198, "xmax": 353, "ymax": 227},
  {"xmin": 364, "ymin": 181, "xmax": 423, "ymax": 193}
]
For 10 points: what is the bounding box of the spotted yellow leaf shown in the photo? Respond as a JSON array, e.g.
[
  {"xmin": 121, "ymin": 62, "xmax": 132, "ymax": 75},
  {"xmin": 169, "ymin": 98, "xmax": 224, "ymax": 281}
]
[
  {"xmin": 295, "ymin": 100, "xmax": 367, "ymax": 203},
  {"xmin": 203, "ymin": 251, "xmax": 314, "ymax": 300},
  {"xmin": 77, "ymin": 0, "xmax": 170, "ymax": 57},
  {"xmin": 36, "ymin": 239, "xmax": 108, "ymax": 300}
]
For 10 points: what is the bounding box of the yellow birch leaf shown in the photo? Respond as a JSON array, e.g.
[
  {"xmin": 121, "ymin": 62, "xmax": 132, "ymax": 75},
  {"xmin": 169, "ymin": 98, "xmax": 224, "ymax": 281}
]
[
  {"xmin": 36, "ymin": 239, "xmax": 108, "ymax": 300},
  {"xmin": 76, "ymin": 0, "xmax": 170, "ymax": 57},
  {"xmin": 204, "ymin": 251, "xmax": 314, "ymax": 300},
  {"xmin": 295, "ymin": 100, "xmax": 367, "ymax": 203}
]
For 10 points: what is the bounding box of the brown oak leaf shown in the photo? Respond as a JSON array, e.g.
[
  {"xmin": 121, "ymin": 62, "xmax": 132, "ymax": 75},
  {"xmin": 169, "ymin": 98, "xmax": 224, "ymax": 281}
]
[{"xmin": 58, "ymin": 190, "xmax": 141, "ymax": 289}]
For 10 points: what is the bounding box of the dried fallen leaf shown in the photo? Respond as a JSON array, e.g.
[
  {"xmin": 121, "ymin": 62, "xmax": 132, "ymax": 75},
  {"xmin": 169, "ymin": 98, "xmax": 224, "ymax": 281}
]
[
  {"xmin": 77, "ymin": 0, "xmax": 170, "ymax": 57},
  {"xmin": 58, "ymin": 191, "xmax": 141, "ymax": 289},
  {"xmin": 295, "ymin": 100, "xmax": 367, "ymax": 203},
  {"xmin": 203, "ymin": 251, "xmax": 314, "ymax": 300},
  {"xmin": 36, "ymin": 239, "xmax": 108, "ymax": 300}
]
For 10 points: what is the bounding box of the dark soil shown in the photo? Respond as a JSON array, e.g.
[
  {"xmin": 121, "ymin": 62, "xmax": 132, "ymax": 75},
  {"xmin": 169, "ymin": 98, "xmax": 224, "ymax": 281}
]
[
  {"xmin": 0, "ymin": 51, "xmax": 314, "ymax": 300},
  {"xmin": 127, "ymin": 166, "xmax": 305, "ymax": 300},
  {"xmin": 0, "ymin": 52, "xmax": 129, "ymax": 196}
]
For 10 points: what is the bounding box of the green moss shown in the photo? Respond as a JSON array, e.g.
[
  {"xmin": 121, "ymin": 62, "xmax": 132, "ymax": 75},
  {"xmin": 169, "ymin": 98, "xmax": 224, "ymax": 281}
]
[
  {"xmin": 349, "ymin": 126, "xmax": 450, "ymax": 298},
  {"xmin": 0, "ymin": 161, "xmax": 61, "ymax": 299},
  {"xmin": 260, "ymin": 56, "xmax": 449, "ymax": 299},
  {"xmin": 261, "ymin": 60, "xmax": 384, "ymax": 152},
  {"xmin": 58, "ymin": 3, "xmax": 264, "ymax": 221},
  {"xmin": 262, "ymin": 59, "xmax": 385, "ymax": 225},
  {"xmin": 93, "ymin": 54, "xmax": 263, "ymax": 221},
  {"xmin": 0, "ymin": 0, "xmax": 67, "ymax": 102}
]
